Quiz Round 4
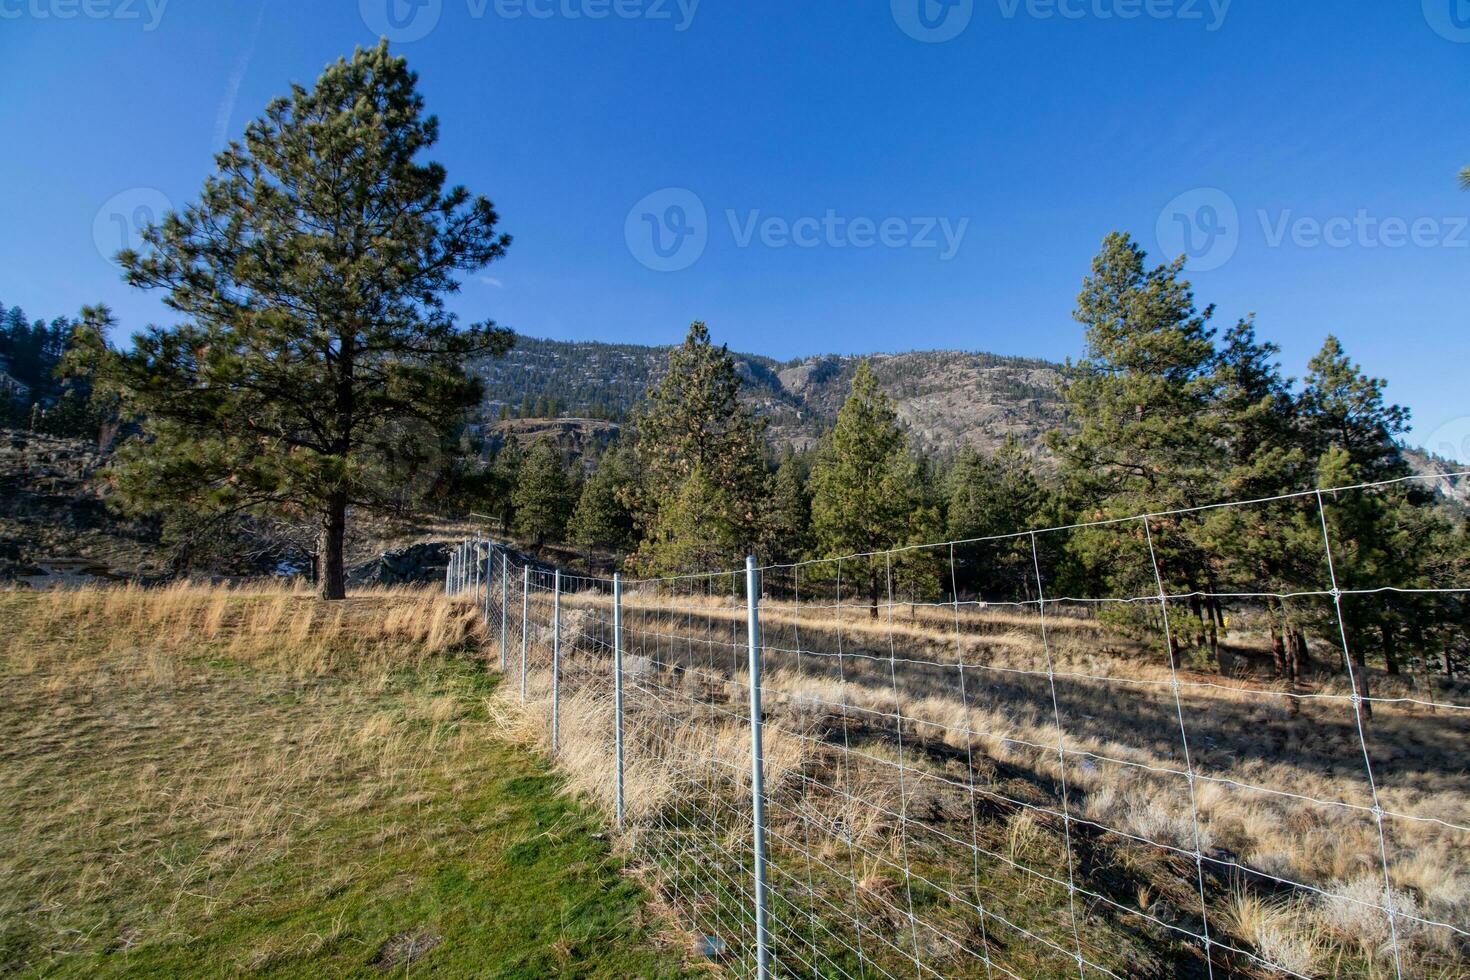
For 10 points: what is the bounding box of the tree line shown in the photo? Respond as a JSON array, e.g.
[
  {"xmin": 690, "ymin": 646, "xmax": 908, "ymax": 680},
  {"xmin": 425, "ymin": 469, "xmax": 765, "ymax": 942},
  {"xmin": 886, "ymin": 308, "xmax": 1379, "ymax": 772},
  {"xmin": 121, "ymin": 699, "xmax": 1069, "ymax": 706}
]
[{"xmin": 479, "ymin": 240, "xmax": 1468, "ymax": 689}]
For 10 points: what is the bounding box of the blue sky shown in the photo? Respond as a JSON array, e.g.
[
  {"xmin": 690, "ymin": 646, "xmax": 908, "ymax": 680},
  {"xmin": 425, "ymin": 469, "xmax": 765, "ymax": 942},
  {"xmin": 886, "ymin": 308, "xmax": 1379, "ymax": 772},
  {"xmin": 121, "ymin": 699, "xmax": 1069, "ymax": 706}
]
[{"xmin": 1, "ymin": 0, "xmax": 1467, "ymax": 457}]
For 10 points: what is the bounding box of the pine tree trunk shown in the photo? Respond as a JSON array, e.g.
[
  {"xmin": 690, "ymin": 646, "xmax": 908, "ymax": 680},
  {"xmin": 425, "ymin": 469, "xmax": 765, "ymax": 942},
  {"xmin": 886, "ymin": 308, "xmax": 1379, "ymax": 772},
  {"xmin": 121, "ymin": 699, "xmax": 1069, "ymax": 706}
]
[
  {"xmin": 319, "ymin": 492, "xmax": 347, "ymax": 601},
  {"xmin": 1380, "ymin": 623, "xmax": 1400, "ymax": 676},
  {"xmin": 1351, "ymin": 647, "xmax": 1373, "ymax": 721},
  {"xmin": 1270, "ymin": 625, "xmax": 1288, "ymax": 678}
]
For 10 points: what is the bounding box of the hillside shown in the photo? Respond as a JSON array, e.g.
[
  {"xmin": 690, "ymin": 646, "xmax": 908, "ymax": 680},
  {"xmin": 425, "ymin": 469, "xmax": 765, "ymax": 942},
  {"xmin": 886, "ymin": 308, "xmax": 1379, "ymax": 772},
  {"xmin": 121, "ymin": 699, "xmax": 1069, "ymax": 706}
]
[
  {"xmin": 475, "ymin": 336, "xmax": 1467, "ymax": 510},
  {"xmin": 475, "ymin": 337, "xmax": 1066, "ymax": 455}
]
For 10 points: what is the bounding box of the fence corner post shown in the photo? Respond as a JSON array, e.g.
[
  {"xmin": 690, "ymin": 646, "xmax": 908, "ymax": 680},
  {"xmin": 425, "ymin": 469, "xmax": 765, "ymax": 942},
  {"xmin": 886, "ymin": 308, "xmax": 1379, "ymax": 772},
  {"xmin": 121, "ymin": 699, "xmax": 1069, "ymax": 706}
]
[
  {"xmin": 745, "ymin": 555, "xmax": 771, "ymax": 980},
  {"xmin": 552, "ymin": 568, "xmax": 561, "ymax": 756},
  {"xmin": 613, "ymin": 572, "xmax": 625, "ymax": 831}
]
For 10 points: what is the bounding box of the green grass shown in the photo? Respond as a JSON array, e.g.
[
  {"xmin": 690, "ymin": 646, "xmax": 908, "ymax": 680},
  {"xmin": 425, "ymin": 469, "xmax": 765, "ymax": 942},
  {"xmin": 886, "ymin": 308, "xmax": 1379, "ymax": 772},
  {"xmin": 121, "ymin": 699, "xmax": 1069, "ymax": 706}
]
[{"xmin": 0, "ymin": 586, "xmax": 696, "ymax": 977}]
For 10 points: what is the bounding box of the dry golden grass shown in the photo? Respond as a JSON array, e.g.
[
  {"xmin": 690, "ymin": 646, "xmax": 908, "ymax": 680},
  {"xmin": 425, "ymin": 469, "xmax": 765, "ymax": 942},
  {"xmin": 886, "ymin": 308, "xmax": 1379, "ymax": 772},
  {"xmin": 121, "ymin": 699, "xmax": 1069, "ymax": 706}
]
[{"xmin": 495, "ymin": 586, "xmax": 1470, "ymax": 977}]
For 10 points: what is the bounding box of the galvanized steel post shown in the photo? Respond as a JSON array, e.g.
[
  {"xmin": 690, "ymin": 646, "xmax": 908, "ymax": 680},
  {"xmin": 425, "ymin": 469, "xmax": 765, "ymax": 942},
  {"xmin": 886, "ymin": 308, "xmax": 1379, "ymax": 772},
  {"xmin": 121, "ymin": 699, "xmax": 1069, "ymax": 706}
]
[
  {"xmin": 520, "ymin": 565, "xmax": 530, "ymax": 702},
  {"xmin": 552, "ymin": 568, "xmax": 562, "ymax": 755},
  {"xmin": 613, "ymin": 573, "xmax": 625, "ymax": 830},
  {"xmin": 745, "ymin": 555, "xmax": 771, "ymax": 980}
]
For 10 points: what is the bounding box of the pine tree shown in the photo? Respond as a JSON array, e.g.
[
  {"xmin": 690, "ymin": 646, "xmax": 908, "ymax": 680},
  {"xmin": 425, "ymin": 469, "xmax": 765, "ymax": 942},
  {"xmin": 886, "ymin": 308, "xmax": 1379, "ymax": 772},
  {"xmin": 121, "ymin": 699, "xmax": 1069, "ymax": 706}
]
[
  {"xmin": 809, "ymin": 360, "xmax": 933, "ymax": 615},
  {"xmin": 639, "ymin": 465, "xmax": 745, "ymax": 574},
  {"xmin": 77, "ymin": 42, "xmax": 513, "ymax": 598},
  {"xmin": 1048, "ymin": 232, "xmax": 1226, "ymax": 665},
  {"xmin": 512, "ymin": 438, "xmax": 574, "ymax": 547},
  {"xmin": 760, "ymin": 451, "xmax": 812, "ymax": 564},
  {"xmin": 945, "ymin": 436, "xmax": 1041, "ymax": 597},
  {"xmin": 628, "ymin": 321, "xmax": 766, "ymax": 574},
  {"xmin": 1300, "ymin": 335, "xmax": 1410, "ymax": 482},
  {"xmin": 570, "ymin": 445, "xmax": 637, "ymax": 555}
]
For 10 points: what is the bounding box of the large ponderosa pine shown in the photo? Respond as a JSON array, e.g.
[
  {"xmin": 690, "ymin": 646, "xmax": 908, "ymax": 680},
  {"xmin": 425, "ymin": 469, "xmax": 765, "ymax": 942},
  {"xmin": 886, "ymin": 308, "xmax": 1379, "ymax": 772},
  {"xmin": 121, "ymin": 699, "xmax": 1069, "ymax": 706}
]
[
  {"xmin": 1048, "ymin": 233, "xmax": 1226, "ymax": 659},
  {"xmin": 626, "ymin": 322, "xmax": 766, "ymax": 574},
  {"xmin": 80, "ymin": 43, "xmax": 512, "ymax": 598}
]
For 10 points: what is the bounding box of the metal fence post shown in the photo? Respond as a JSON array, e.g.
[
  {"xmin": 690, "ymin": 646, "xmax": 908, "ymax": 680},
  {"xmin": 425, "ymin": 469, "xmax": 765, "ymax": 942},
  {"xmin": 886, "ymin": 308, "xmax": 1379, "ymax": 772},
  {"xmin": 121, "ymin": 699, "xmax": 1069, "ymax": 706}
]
[
  {"xmin": 613, "ymin": 572, "xmax": 625, "ymax": 830},
  {"xmin": 520, "ymin": 565, "xmax": 530, "ymax": 702},
  {"xmin": 500, "ymin": 552, "xmax": 509, "ymax": 671},
  {"xmin": 483, "ymin": 545, "xmax": 492, "ymax": 627},
  {"xmin": 745, "ymin": 555, "xmax": 771, "ymax": 980},
  {"xmin": 552, "ymin": 568, "xmax": 562, "ymax": 755}
]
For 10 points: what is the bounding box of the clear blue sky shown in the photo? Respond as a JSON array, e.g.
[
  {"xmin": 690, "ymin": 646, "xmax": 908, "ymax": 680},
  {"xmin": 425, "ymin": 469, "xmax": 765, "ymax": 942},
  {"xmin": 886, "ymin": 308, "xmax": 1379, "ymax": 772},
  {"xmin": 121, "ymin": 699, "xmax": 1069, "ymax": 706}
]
[{"xmin": 2, "ymin": 1, "xmax": 1466, "ymax": 456}]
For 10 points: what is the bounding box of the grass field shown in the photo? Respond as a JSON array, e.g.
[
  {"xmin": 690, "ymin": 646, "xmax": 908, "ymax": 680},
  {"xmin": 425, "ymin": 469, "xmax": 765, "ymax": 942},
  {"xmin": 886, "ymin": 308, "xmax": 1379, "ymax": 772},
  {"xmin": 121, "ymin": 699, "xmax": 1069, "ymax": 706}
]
[{"xmin": 0, "ymin": 583, "xmax": 695, "ymax": 978}]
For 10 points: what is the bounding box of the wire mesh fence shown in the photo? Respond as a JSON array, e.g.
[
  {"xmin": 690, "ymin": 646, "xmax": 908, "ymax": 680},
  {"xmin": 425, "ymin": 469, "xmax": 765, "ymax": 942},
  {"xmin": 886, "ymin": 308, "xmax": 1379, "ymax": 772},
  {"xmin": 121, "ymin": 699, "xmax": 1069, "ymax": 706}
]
[{"xmin": 445, "ymin": 470, "xmax": 1470, "ymax": 979}]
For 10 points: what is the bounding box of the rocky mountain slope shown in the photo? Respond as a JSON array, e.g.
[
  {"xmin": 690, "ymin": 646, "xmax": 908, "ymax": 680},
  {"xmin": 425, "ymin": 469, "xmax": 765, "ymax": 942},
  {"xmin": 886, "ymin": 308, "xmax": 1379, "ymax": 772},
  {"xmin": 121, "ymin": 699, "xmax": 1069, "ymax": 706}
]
[
  {"xmin": 475, "ymin": 337, "xmax": 1065, "ymax": 455},
  {"xmin": 475, "ymin": 336, "xmax": 1466, "ymax": 509}
]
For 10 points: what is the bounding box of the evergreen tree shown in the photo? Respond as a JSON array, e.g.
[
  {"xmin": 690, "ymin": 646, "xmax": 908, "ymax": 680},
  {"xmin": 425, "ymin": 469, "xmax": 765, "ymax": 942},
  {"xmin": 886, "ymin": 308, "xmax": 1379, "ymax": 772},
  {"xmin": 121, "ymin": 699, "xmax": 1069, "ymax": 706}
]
[
  {"xmin": 489, "ymin": 440, "xmax": 524, "ymax": 532},
  {"xmin": 809, "ymin": 360, "xmax": 933, "ymax": 615},
  {"xmin": 1049, "ymin": 232, "xmax": 1224, "ymax": 513},
  {"xmin": 1299, "ymin": 335, "xmax": 1410, "ymax": 482},
  {"xmin": 1048, "ymin": 232, "xmax": 1226, "ymax": 664},
  {"xmin": 638, "ymin": 465, "xmax": 745, "ymax": 574},
  {"xmin": 628, "ymin": 321, "xmax": 766, "ymax": 574},
  {"xmin": 570, "ymin": 445, "xmax": 637, "ymax": 555},
  {"xmin": 77, "ymin": 42, "xmax": 513, "ymax": 599},
  {"xmin": 945, "ymin": 436, "xmax": 1041, "ymax": 597},
  {"xmin": 512, "ymin": 438, "xmax": 574, "ymax": 547},
  {"xmin": 760, "ymin": 451, "xmax": 812, "ymax": 564}
]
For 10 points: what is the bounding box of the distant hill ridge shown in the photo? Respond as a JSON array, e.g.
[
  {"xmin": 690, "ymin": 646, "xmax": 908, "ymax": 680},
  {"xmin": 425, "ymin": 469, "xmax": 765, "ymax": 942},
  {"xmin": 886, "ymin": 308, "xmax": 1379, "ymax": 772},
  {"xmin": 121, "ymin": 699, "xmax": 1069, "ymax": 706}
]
[{"xmin": 475, "ymin": 336, "xmax": 1067, "ymax": 454}]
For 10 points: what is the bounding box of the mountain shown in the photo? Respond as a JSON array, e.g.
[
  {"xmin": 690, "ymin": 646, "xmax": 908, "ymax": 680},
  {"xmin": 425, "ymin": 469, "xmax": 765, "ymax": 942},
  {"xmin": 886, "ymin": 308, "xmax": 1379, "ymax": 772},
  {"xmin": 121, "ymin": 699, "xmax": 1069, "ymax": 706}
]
[
  {"xmin": 475, "ymin": 335, "xmax": 1468, "ymax": 510},
  {"xmin": 474, "ymin": 337, "xmax": 1067, "ymax": 456}
]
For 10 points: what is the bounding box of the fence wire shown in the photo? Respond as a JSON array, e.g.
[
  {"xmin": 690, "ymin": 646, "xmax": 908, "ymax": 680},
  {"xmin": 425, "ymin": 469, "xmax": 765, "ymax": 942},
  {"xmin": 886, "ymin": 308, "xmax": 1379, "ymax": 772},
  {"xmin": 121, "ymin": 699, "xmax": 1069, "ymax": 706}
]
[{"xmin": 445, "ymin": 470, "xmax": 1470, "ymax": 979}]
